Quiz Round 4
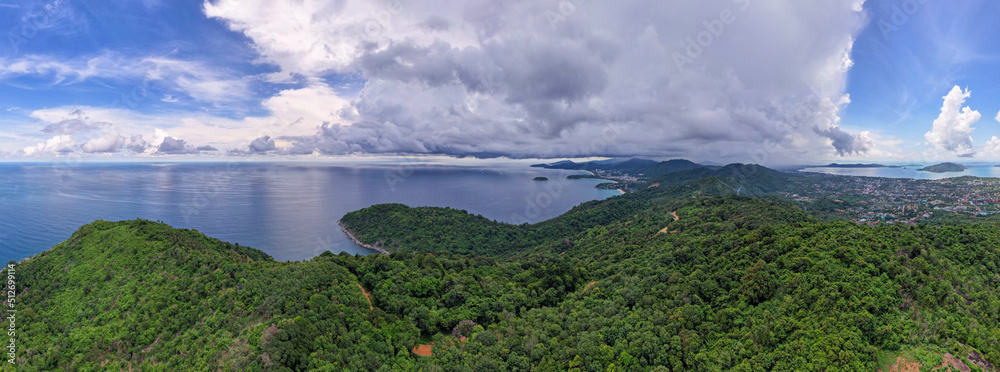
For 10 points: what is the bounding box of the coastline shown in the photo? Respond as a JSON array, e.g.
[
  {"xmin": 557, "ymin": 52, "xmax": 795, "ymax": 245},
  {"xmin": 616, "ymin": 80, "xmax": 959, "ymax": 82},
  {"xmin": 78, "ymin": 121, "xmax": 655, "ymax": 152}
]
[
  {"xmin": 617, "ymin": 189, "xmax": 626, "ymax": 195},
  {"xmin": 338, "ymin": 220, "xmax": 391, "ymax": 255},
  {"xmin": 576, "ymin": 171, "xmax": 619, "ymax": 183}
]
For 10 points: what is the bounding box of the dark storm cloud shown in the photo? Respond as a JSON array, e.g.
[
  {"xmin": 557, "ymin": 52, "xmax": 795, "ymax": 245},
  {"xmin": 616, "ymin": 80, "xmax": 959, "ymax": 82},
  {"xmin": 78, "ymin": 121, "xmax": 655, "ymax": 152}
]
[
  {"xmin": 248, "ymin": 136, "xmax": 276, "ymax": 152},
  {"xmin": 208, "ymin": 0, "xmax": 872, "ymax": 162},
  {"xmin": 418, "ymin": 16, "xmax": 451, "ymax": 32},
  {"xmin": 125, "ymin": 135, "xmax": 148, "ymax": 154},
  {"xmin": 813, "ymin": 125, "xmax": 873, "ymax": 156},
  {"xmin": 157, "ymin": 136, "xmax": 195, "ymax": 154}
]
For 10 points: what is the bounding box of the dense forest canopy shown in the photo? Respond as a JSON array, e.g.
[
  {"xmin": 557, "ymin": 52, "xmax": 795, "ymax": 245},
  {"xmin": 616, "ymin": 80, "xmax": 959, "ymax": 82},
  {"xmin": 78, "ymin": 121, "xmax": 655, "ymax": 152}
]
[{"xmin": 5, "ymin": 166, "xmax": 1000, "ymax": 371}]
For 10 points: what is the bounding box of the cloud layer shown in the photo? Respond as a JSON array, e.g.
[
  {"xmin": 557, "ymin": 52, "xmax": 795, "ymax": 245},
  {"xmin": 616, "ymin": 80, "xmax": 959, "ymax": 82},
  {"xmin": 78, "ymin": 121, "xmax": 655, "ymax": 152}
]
[
  {"xmin": 205, "ymin": 0, "xmax": 871, "ymax": 161},
  {"xmin": 16, "ymin": 109, "xmax": 221, "ymax": 156}
]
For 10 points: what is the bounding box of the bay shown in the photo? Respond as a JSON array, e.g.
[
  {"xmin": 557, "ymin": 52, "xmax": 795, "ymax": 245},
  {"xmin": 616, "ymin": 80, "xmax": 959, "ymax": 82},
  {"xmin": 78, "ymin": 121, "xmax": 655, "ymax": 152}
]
[
  {"xmin": 0, "ymin": 161, "xmax": 618, "ymax": 262},
  {"xmin": 800, "ymin": 165, "xmax": 1000, "ymax": 180}
]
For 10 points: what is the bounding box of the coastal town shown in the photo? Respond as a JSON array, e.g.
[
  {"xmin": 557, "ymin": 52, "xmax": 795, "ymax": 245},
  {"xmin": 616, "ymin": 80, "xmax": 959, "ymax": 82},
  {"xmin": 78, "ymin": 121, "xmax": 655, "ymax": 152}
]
[
  {"xmin": 783, "ymin": 173, "xmax": 1000, "ymax": 225},
  {"xmin": 577, "ymin": 170, "xmax": 645, "ymax": 192},
  {"xmin": 546, "ymin": 157, "xmax": 1000, "ymax": 226}
]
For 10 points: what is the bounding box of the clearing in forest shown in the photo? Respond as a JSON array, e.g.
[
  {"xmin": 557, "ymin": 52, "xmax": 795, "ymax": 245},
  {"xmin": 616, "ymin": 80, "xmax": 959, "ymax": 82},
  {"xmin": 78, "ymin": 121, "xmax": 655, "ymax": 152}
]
[
  {"xmin": 413, "ymin": 336, "xmax": 469, "ymax": 357},
  {"xmin": 412, "ymin": 344, "xmax": 433, "ymax": 357},
  {"xmin": 878, "ymin": 348, "xmax": 976, "ymax": 372}
]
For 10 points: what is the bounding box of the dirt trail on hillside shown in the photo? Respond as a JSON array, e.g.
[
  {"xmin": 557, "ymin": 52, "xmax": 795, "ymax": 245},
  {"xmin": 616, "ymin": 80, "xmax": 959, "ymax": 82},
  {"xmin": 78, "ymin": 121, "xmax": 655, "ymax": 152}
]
[
  {"xmin": 654, "ymin": 211, "xmax": 680, "ymax": 236},
  {"xmin": 356, "ymin": 284, "xmax": 373, "ymax": 311}
]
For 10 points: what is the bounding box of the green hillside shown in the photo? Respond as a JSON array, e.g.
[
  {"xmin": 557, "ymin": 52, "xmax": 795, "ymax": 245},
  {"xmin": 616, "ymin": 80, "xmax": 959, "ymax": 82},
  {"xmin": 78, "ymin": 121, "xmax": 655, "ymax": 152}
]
[
  {"xmin": 7, "ymin": 186, "xmax": 1000, "ymax": 370},
  {"xmin": 918, "ymin": 163, "xmax": 967, "ymax": 173}
]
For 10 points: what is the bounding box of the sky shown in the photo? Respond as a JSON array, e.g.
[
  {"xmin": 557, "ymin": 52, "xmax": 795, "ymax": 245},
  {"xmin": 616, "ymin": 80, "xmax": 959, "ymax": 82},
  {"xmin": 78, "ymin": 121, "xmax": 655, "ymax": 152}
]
[{"xmin": 0, "ymin": 0, "xmax": 999, "ymax": 165}]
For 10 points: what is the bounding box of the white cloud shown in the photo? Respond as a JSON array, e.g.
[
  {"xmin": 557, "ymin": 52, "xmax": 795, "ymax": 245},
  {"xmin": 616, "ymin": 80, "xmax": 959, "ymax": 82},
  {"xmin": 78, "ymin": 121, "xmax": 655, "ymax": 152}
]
[
  {"xmin": 0, "ymin": 53, "xmax": 251, "ymax": 103},
  {"xmin": 18, "ymin": 110, "xmax": 128, "ymax": 155},
  {"xmin": 261, "ymin": 83, "xmax": 351, "ymax": 136},
  {"xmin": 983, "ymin": 136, "xmax": 1000, "ymax": 157},
  {"xmin": 924, "ymin": 86, "xmax": 981, "ymax": 156},
  {"xmin": 995, "ymin": 110, "xmax": 1000, "ymax": 123},
  {"xmin": 10, "ymin": 91, "xmax": 349, "ymax": 157},
  {"xmin": 82, "ymin": 129, "xmax": 126, "ymax": 153},
  {"xmin": 204, "ymin": 0, "xmax": 870, "ymax": 162},
  {"xmin": 13, "ymin": 109, "xmax": 210, "ymax": 157},
  {"xmin": 142, "ymin": 57, "xmax": 251, "ymax": 102},
  {"xmin": 151, "ymin": 128, "xmax": 169, "ymax": 148},
  {"xmin": 23, "ymin": 135, "xmax": 74, "ymax": 156}
]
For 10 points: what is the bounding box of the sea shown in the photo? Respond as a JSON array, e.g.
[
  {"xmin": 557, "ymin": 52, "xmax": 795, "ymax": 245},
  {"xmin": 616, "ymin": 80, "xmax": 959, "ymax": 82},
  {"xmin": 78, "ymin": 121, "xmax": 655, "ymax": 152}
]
[
  {"xmin": 0, "ymin": 161, "xmax": 619, "ymax": 263},
  {"xmin": 799, "ymin": 165, "xmax": 1000, "ymax": 180}
]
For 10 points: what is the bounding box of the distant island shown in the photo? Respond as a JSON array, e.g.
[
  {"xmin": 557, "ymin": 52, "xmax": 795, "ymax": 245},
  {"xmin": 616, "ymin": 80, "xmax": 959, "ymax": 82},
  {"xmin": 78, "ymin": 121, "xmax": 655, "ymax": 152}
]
[
  {"xmin": 533, "ymin": 177, "xmax": 549, "ymax": 181},
  {"xmin": 918, "ymin": 162, "xmax": 967, "ymax": 173},
  {"xmin": 825, "ymin": 163, "xmax": 902, "ymax": 168}
]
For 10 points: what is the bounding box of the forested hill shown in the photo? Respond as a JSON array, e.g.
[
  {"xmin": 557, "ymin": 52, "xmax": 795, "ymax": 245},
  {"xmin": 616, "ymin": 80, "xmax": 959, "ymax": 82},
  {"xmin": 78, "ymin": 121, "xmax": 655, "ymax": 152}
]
[
  {"xmin": 8, "ymin": 193, "xmax": 1000, "ymax": 370},
  {"xmin": 338, "ymin": 170, "xmax": 793, "ymax": 258}
]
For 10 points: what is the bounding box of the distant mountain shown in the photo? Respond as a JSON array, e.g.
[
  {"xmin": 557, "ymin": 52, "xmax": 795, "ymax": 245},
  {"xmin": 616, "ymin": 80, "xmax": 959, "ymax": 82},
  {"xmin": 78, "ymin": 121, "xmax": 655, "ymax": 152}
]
[
  {"xmin": 612, "ymin": 158, "xmax": 660, "ymax": 170},
  {"xmin": 825, "ymin": 163, "xmax": 897, "ymax": 168},
  {"xmin": 918, "ymin": 162, "xmax": 967, "ymax": 173},
  {"xmin": 531, "ymin": 157, "xmax": 656, "ymax": 171},
  {"xmin": 645, "ymin": 163, "xmax": 798, "ymax": 196},
  {"xmin": 636, "ymin": 159, "xmax": 706, "ymax": 175},
  {"xmin": 531, "ymin": 158, "xmax": 704, "ymax": 177}
]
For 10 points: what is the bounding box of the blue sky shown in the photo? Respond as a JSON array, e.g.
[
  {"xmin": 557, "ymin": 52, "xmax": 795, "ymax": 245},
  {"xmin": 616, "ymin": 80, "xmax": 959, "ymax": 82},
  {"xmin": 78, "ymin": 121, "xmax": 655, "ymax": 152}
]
[
  {"xmin": 0, "ymin": 0, "xmax": 998, "ymax": 164},
  {"xmin": 843, "ymin": 0, "xmax": 1000, "ymax": 161}
]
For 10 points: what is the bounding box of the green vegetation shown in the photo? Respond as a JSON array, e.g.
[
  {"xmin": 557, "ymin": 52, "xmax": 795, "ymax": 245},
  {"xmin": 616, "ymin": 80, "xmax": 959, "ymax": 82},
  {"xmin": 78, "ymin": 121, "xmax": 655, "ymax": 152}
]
[
  {"xmin": 8, "ymin": 168, "xmax": 1000, "ymax": 371},
  {"xmin": 918, "ymin": 162, "xmax": 967, "ymax": 173}
]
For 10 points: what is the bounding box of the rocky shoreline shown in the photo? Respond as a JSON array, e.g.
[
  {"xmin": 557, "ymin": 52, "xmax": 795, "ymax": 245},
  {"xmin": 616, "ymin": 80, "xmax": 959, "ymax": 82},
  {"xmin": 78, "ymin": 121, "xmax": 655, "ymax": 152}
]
[{"xmin": 338, "ymin": 220, "xmax": 391, "ymax": 255}]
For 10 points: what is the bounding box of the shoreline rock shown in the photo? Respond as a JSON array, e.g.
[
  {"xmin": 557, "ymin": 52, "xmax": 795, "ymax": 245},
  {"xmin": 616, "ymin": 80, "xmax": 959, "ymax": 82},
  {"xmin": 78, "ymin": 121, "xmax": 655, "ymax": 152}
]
[{"xmin": 338, "ymin": 220, "xmax": 391, "ymax": 255}]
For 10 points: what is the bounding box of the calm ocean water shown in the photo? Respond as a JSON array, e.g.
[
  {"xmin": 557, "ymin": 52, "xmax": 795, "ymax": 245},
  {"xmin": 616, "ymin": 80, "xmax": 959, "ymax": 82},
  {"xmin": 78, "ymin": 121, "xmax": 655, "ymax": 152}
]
[
  {"xmin": 800, "ymin": 166, "xmax": 1000, "ymax": 179},
  {"xmin": 0, "ymin": 162, "xmax": 618, "ymax": 262}
]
